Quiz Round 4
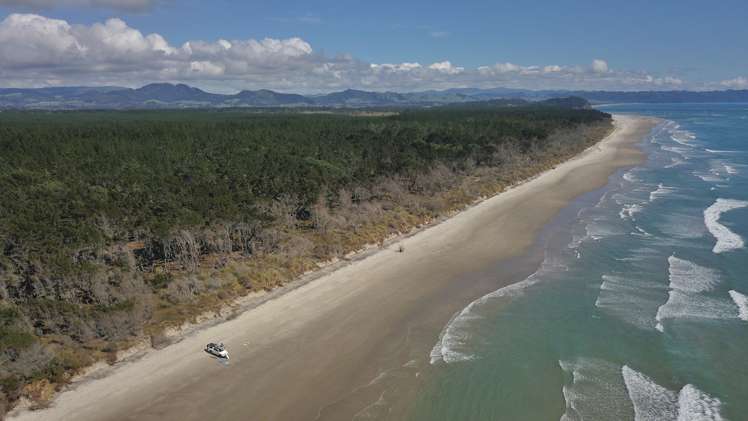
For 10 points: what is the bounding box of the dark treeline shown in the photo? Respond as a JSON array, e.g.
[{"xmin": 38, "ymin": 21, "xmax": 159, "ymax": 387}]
[{"xmin": 0, "ymin": 105, "xmax": 610, "ymax": 412}]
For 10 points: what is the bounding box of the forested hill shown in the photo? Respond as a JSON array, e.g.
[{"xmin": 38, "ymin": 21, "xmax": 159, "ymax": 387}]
[
  {"xmin": 0, "ymin": 105, "xmax": 611, "ymax": 413},
  {"xmin": 2, "ymin": 82, "xmax": 747, "ymax": 109}
]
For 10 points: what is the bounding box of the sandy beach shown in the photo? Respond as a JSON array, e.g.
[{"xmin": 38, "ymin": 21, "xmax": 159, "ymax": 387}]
[{"xmin": 9, "ymin": 114, "xmax": 658, "ymax": 421}]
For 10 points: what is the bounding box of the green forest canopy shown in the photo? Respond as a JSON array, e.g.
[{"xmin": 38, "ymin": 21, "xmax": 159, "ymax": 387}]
[{"xmin": 0, "ymin": 106, "xmax": 609, "ymax": 271}]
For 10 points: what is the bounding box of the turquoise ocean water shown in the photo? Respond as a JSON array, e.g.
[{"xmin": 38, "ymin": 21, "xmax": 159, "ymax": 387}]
[{"xmin": 411, "ymin": 104, "xmax": 748, "ymax": 420}]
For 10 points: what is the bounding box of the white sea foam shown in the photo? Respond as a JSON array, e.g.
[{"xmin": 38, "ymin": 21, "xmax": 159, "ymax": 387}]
[
  {"xmin": 698, "ymin": 160, "xmax": 741, "ymax": 182},
  {"xmin": 723, "ymin": 164, "xmax": 738, "ymax": 175},
  {"xmin": 659, "ymin": 213, "xmax": 706, "ymax": 240},
  {"xmin": 622, "ymin": 366, "xmax": 724, "ymax": 421},
  {"xmin": 676, "ymin": 384, "xmax": 725, "ymax": 421},
  {"xmin": 568, "ymin": 222, "xmax": 591, "ymax": 251},
  {"xmin": 615, "ymin": 247, "xmax": 658, "ymax": 263},
  {"xmin": 649, "ymin": 184, "xmax": 676, "ymax": 202},
  {"xmin": 704, "ymin": 198, "xmax": 748, "ymax": 253},
  {"xmin": 429, "ymin": 259, "xmax": 561, "ymax": 364},
  {"xmin": 584, "ymin": 217, "xmax": 627, "ymax": 241},
  {"xmin": 670, "ymin": 128, "xmax": 696, "ymax": 146},
  {"xmin": 695, "ymin": 165, "xmax": 722, "ymax": 184},
  {"xmin": 568, "ymin": 236, "xmax": 585, "ymax": 252},
  {"xmin": 667, "ymin": 256, "xmax": 721, "ymax": 293},
  {"xmin": 666, "ymin": 158, "xmax": 686, "ymax": 168},
  {"xmin": 620, "ymin": 204, "xmax": 644, "ymax": 220},
  {"xmin": 560, "ymin": 388, "xmax": 582, "ymax": 421},
  {"xmin": 632, "ymin": 225, "xmax": 653, "ymax": 238},
  {"xmin": 694, "ymin": 172, "xmax": 724, "ymax": 183},
  {"xmin": 352, "ymin": 392, "xmax": 388, "ymax": 420},
  {"xmin": 705, "ymin": 148, "xmax": 743, "ymax": 154},
  {"xmin": 656, "ymin": 290, "xmax": 736, "ymax": 330},
  {"xmin": 429, "ymin": 308, "xmax": 477, "ymax": 364},
  {"xmin": 661, "ymin": 144, "xmax": 692, "ymax": 158},
  {"xmin": 595, "ymin": 275, "xmax": 663, "ymax": 330},
  {"xmin": 670, "ymin": 136, "xmax": 693, "ymax": 146},
  {"xmin": 655, "ymin": 257, "xmax": 735, "ymax": 331},
  {"xmin": 711, "ymin": 160, "xmax": 739, "ymax": 177},
  {"xmin": 559, "ymin": 359, "xmax": 632, "ymax": 421},
  {"xmin": 623, "ymin": 170, "xmax": 640, "ymax": 183},
  {"xmin": 729, "ymin": 290, "xmax": 748, "ymax": 321},
  {"xmin": 622, "ymin": 365, "xmax": 678, "ymax": 420}
]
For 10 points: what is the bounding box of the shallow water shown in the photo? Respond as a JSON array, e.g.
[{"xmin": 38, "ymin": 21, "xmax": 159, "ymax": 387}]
[{"xmin": 410, "ymin": 104, "xmax": 748, "ymax": 420}]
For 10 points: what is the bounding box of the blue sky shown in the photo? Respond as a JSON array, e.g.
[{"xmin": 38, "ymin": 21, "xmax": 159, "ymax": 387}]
[{"xmin": 0, "ymin": 0, "xmax": 746, "ymax": 92}]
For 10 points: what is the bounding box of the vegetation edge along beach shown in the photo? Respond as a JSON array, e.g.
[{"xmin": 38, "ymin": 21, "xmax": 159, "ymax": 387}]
[{"xmin": 0, "ymin": 100, "xmax": 612, "ymax": 414}]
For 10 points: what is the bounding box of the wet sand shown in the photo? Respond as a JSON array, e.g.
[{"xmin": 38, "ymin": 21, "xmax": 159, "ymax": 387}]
[{"xmin": 9, "ymin": 115, "xmax": 658, "ymax": 421}]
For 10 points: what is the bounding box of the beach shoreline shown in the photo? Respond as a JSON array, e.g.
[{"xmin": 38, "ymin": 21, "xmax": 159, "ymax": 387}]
[{"xmin": 9, "ymin": 114, "xmax": 659, "ymax": 421}]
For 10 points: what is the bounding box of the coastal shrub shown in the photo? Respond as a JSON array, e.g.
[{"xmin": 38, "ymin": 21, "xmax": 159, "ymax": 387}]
[
  {"xmin": 150, "ymin": 273, "xmax": 173, "ymax": 290},
  {"xmin": 0, "ymin": 329, "xmax": 36, "ymax": 353}
]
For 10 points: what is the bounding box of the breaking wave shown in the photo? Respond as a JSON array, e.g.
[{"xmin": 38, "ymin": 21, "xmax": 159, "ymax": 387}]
[
  {"xmin": 654, "ymin": 257, "xmax": 736, "ymax": 331},
  {"xmin": 622, "ymin": 365, "xmax": 678, "ymax": 420},
  {"xmin": 559, "ymin": 358, "xmax": 632, "ymax": 421},
  {"xmin": 655, "ymin": 291, "xmax": 737, "ymax": 332},
  {"xmin": 623, "ymin": 169, "xmax": 640, "ymax": 183},
  {"xmin": 559, "ymin": 362, "xmax": 725, "ymax": 421},
  {"xmin": 666, "ymin": 256, "xmax": 721, "ymax": 293},
  {"xmin": 584, "ymin": 217, "xmax": 627, "ymax": 241},
  {"xmin": 729, "ymin": 290, "xmax": 748, "ymax": 321},
  {"xmin": 649, "ymin": 184, "xmax": 676, "ymax": 202},
  {"xmin": 622, "ymin": 366, "xmax": 724, "ymax": 421},
  {"xmin": 429, "ymin": 307, "xmax": 477, "ymax": 364},
  {"xmin": 620, "ymin": 204, "xmax": 644, "ymax": 220},
  {"xmin": 595, "ymin": 274, "xmax": 663, "ymax": 330},
  {"xmin": 665, "ymin": 157, "xmax": 686, "ymax": 168},
  {"xmin": 661, "ymin": 144, "xmax": 692, "ymax": 158},
  {"xmin": 694, "ymin": 171, "xmax": 725, "ymax": 183},
  {"xmin": 430, "ymin": 255, "xmax": 568, "ymax": 364},
  {"xmin": 705, "ymin": 148, "xmax": 744, "ymax": 154},
  {"xmin": 704, "ymin": 198, "xmax": 748, "ymax": 253},
  {"xmin": 430, "ymin": 272, "xmax": 539, "ymax": 364},
  {"xmin": 670, "ymin": 127, "xmax": 696, "ymax": 146}
]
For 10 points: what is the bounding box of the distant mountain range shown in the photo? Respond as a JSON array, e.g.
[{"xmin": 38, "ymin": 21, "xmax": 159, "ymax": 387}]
[{"xmin": 1, "ymin": 83, "xmax": 747, "ymax": 109}]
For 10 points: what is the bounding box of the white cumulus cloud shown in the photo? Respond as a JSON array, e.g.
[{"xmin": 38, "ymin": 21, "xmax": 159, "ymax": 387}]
[
  {"xmin": 478, "ymin": 62, "xmax": 522, "ymax": 74},
  {"xmin": 592, "ymin": 59, "xmax": 609, "ymax": 73},
  {"xmin": 428, "ymin": 61, "xmax": 464, "ymax": 74},
  {"xmin": 0, "ymin": 13, "xmax": 84, "ymax": 67},
  {"xmin": 371, "ymin": 62, "xmax": 422, "ymax": 72},
  {"xmin": 720, "ymin": 76, "xmax": 748, "ymax": 89},
  {"xmin": 0, "ymin": 14, "xmax": 700, "ymax": 93}
]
